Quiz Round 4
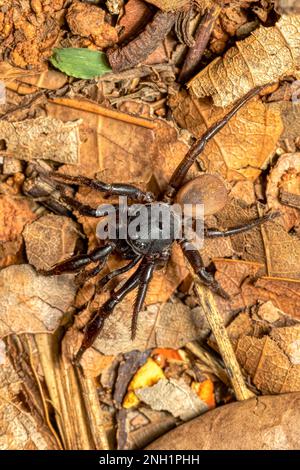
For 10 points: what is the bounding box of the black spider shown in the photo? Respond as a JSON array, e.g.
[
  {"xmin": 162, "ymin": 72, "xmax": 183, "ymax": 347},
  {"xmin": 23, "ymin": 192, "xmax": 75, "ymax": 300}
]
[{"xmin": 32, "ymin": 86, "xmax": 278, "ymax": 361}]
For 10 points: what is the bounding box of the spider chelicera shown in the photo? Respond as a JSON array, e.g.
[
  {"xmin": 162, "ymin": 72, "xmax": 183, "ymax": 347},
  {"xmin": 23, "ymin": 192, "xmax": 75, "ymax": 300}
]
[{"xmin": 34, "ymin": 86, "xmax": 278, "ymax": 360}]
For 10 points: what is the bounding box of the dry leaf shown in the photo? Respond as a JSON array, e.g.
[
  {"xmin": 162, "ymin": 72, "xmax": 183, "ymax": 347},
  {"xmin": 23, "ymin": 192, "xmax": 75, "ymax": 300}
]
[
  {"xmin": 135, "ymin": 378, "xmax": 208, "ymax": 421},
  {"xmin": 0, "ymin": 117, "xmax": 81, "ymax": 164},
  {"xmin": 261, "ymin": 221, "xmax": 300, "ymax": 279},
  {"xmin": 0, "ymin": 265, "xmax": 76, "ymax": 338},
  {"xmin": 65, "ymin": 297, "xmax": 206, "ymax": 358},
  {"xmin": 23, "ymin": 214, "xmax": 80, "ymax": 271},
  {"xmin": 214, "ymin": 258, "xmax": 300, "ymax": 319},
  {"xmin": 266, "ymin": 152, "xmax": 300, "ymax": 231},
  {"xmin": 170, "ymin": 90, "xmax": 283, "ymax": 180},
  {"xmin": 118, "ymin": 0, "xmax": 153, "ymax": 44},
  {"xmin": 0, "ymin": 352, "xmax": 59, "ymax": 450},
  {"xmin": 189, "ymin": 15, "xmax": 300, "ymax": 107},
  {"xmin": 227, "ymin": 311, "xmax": 300, "ymax": 393},
  {"xmin": 0, "ymin": 195, "xmax": 36, "ymax": 268}
]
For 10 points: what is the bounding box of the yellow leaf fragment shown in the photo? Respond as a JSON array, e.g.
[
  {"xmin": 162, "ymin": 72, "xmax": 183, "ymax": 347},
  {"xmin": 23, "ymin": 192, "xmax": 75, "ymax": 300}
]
[
  {"xmin": 123, "ymin": 358, "xmax": 165, "ymax": 409},
  {"xmin": 189, "ymin": 15, "xmax": 300, "ymax": 107}
]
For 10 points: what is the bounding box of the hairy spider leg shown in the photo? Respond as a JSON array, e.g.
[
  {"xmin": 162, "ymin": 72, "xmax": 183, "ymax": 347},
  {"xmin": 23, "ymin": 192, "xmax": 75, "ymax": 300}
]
[
  {"xmin": 75, "ymin": 259, "xmax": 151, "ymax": 361},
  {"xmin": 205, "ymin": 211, "xmax": 280, "ymax": 238},
  {"xmin": 163, "ymin": 86, "xmax": 266, "ymax": 202},
  {"xmin": 36, "ymin": 165, "xmax": 154, "ymax": 203},
  {"xmin": 131, "ymin": 259, "xmax": 156, "ymax": 340},
  {"xmin": 180, "ymin": 240, "xmax": 229, "ymax": 299},
  {"xmin": 97, "ymin": 255, "xmax": 142, "ymax": 292},
  {"xmin": 40, "ymin": 243, "xmax": 115, "ymax": 276}
]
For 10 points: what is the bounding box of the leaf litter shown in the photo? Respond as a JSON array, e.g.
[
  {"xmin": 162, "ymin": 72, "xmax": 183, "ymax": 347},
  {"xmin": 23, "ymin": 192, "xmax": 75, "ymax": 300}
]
[{"xmin": 0, "ymin": 1, "xmax": 299, "ymax": 450}]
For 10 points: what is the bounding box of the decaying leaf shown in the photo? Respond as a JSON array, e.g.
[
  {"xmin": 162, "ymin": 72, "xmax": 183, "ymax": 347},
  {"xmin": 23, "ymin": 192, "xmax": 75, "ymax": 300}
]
[
  {"xmin": 0, "ymin": 195, "xmax": 36, "ymax": 268},
  {"xmin": 0, "ymin": 117, "xmax": 81, "ymax": 164},
  {"xmin": 0, "ymin": 351, "xmax": 59, "ymax": 450},
  {"xmin": 214, "ymin": 259, "xmax": 300, "ymax": 320},
  {"xmin": 189, "ymin": 15, "xmax": 300, "ymax": 107},
  {"xmin": 227, "ymin": 309, "xmax": 300, "ymax": 394},
  {"xmin": 266, "ymin": 152, "xmax": 300, "ymax": 231},
  {"xmin": 0, "ymin": 265, "xmax": 76, "ymax": 338},
  {"xmin": 146, "ymin": 393, "xmax": 300, "ymax": 450},
  {"xmin": 135, "ymin": 378, "xmax": 208, "ymax": 421},
  {"xmin": 23, "ymin": 214, "xmax": 80, "ymax": 271},
  {"xmin": 170, "ymin": 90, "xmax": 283, "ymax": 180},
  {"xmin": 65, "ymin": 297, "xmax": 205, "ymax": 358}
]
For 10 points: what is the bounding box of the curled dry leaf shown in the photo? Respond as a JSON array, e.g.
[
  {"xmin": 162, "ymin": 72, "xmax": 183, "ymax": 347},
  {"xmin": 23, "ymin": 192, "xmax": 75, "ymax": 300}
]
[
  {"xmin": 23, "ymin": 214, "xmax": 80, "ymax": 271},
  {"xmin": 135, "ymin": 378, "xmax": 208, "ymax": 421},
  {"xmin": 66, "ymin": 1, "xmax": 118, "ymax": 49},
  {"xmin": 146, "ymin": 393, "xmax": 300, "ymax": 450},
  {"xmin": 0, "ymin": 353, "xmax": 59, "ymax": 450},
  {"xmin": 0, "ymin": 265, "xmax": 76, "ymax": 338},
  {"xmin": 227, "ymin": 309, "xmax": 300, "ymax": 394},
  {"xmin": 214, "ymin": 258, "xmax": 300, "ymax": 320},
  {"xmin": 189, "ymin": 15, "xmax": 300, "ymax": 107},
  {"xmin": 266, "ymin": 152, "xmax": 300, "ymax": 231},
  {"xmin": 0, "ymin": 195, "xmax": 36, "ymax": 268},
  {"xmin": 0, "ymin": 117, "xmax": 81, "ymax": 164},
  {"xmin": 170, "ymin": 90, "xmax": 283, "ymax": 180}
]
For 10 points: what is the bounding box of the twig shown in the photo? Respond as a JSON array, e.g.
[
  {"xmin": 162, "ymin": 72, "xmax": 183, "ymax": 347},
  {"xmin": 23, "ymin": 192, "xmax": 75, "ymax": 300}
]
[
  {"xmin": 179, "ymin": 4, "xmax": 222, "ymax": 83},
  {"xmin": 49, "ymin": 97, "xmax": 157, "ymax": 129},
  {"xmin": 194, "ymin": 283, "xmax": 254, "ymax": 401},
  {"xmin": 107, "ymin": 11, "xmax": 177, "ymax": 73}
]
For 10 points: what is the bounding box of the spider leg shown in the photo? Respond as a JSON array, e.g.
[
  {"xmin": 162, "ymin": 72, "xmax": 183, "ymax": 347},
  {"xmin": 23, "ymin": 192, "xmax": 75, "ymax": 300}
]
[
  {"xmin": 163, "ymin": 86, "xmax": 265, "ymax": 201},
  {"xmin": 40, "ymin": 243, "xmax": 114, "ymax": 276},
  {"xmin": 36, "ymin": 165, "xmax": 154, "ymax": 203},
  {"xmin": 97, "ymin": 255, "xmax": 142, "ymax": 292},
  {"xmin": 131, "ymin": 259, "xmax": 156, "ymax": 340},
  {"xmin": 205, "ymin": 211, "xmax": 280, "ymax": 238},
  {"xmin": 180, "ymin": 240, "xmax": 229, "ymax": 299},
  {"xmin": 76, "ymin": 261, "xmax": 145, "ymax": 361}
]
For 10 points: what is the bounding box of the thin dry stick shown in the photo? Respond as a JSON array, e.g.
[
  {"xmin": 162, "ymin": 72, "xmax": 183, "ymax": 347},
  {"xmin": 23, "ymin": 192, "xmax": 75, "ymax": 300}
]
[
  {"xmin": 49, "ymin": 97, "xmax": 157, "ymax": 130},
  {"xmin": 194, "ymin": 282, "xmax": 254, "ymax": 401}
]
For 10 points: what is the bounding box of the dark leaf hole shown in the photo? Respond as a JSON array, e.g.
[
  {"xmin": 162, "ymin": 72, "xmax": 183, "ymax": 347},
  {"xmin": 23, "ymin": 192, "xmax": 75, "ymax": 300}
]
[{"xmin": 0, "ymin": 139, "xmax": 7, "ymax": 151}]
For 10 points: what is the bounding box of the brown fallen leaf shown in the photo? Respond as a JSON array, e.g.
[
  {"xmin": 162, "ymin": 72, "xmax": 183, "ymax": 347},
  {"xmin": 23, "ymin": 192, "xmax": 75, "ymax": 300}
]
[
  {"xmin": 170, "ymin": 90, "xmax": 283, "ymax": 180},
  {"xmin": 270, "ymin": 102, "xmax": 300, "ymax": 153},
  {"xmin": 64, "ymin": 297, "xmax": 205, "ymax": 358},
  {"xmin": 0, "ymin": 336, "xmax": 59, "ymax": 450},
  {"xmin": 227, "ymin": 309, "xmax": 300, "ymax": 394},
  {"xmin": 23, "ymin": 214, "xmax": 80, "ymax": 271},
  {"xmin": 146, "ymin": 393, "xmax": 300, "ymax": 450},
  {"xmin": 0, "ymin": 117, "xmax": 81, "ymax": 164},
  {"xmin": 118, "ymin": 0, "xmax": 153, "ymax": 44},
  {"xmin": 266, "ymin": 152, "xmax": 300, "ymax": 231},
  {"xmin": 0, "ymin": 195, "xmax": 37, "ymax": 268},
  {"xmin": 0, "ymin": 265, "xmax": 76, "ymax": 338},
  {"xmin": 189, "ymin": 15, "xmax": 300, "ymax": 107},
  {"xmin": 135, "ymin": 378, "xmax": 208, "ymax": 421},
  {"xmin": 260, "ymin": 220, "xmax": 300, "ymax": 279},
  {"xmin": 214, "ymin": 258, "xmax": 300, "ymax": 320}
]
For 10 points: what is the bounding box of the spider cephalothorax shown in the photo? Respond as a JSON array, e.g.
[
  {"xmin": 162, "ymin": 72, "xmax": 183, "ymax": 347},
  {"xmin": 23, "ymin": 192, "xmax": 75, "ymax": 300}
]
[{"xmin": 30, "ymin": 86, "xmax": 278, "ymax": 360}]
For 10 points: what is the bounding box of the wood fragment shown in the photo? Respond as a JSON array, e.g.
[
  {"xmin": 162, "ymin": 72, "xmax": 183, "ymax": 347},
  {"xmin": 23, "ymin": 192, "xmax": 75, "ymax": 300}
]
[
  {"xmin": 194, "ymin": 283, "xmax": 254, "ymax": 401},
  {"xmin": 280, "ymin": 189, "xmax": 300, "ymax": 209},
  {"xmin": 49, "ymin": 97, "xmax": 157, "ymax": 130}
]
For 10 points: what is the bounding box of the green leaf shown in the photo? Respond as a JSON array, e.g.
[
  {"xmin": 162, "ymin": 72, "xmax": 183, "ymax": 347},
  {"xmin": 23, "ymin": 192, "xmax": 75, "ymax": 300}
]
[{"xmin": 50, "ymin": 48, "xmax": 111, "ymax": 79}]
